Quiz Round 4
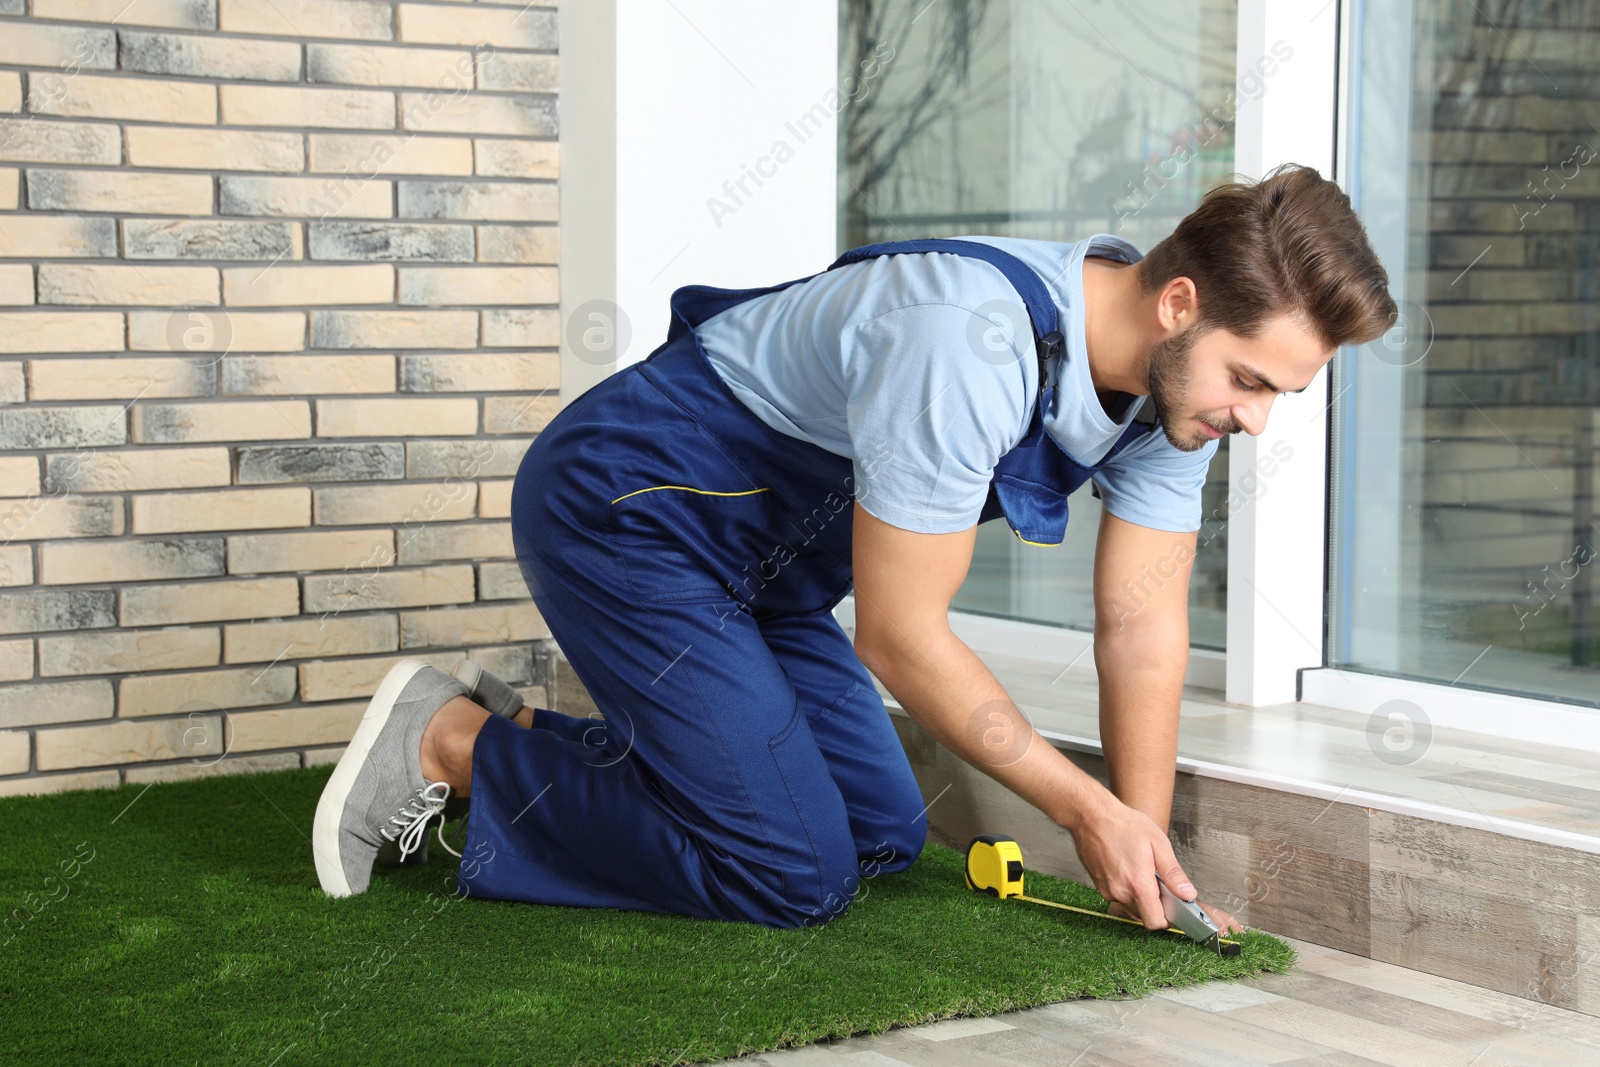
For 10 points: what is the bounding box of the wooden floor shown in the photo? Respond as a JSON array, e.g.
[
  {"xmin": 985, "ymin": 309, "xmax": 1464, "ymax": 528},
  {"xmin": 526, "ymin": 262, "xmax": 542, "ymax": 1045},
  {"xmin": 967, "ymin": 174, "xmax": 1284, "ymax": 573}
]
[
  {"xmin": 861, "ymin": 642, "xmax": 1600, "ymax": 1017},
  {"xmin": 709, "ymin": 936, "xmax": 1600, "ymax": 1066}
]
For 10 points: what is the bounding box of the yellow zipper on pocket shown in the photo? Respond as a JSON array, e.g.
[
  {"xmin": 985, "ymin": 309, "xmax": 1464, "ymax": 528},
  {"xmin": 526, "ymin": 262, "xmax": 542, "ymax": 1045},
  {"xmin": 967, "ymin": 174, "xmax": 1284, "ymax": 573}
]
[{"xmin": 610, "ymin": 485, "xmax": 772, "ymax": 506}]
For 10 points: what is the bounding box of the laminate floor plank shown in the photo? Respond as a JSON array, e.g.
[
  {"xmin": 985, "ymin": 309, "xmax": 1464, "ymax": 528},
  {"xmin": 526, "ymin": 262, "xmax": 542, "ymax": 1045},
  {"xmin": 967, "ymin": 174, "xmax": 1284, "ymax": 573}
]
[
  {"xmin": 1222, "ymin": 997, "xmax": 1521, "ymax": 1066},
  {"xmin": 1041, "ymin": 996, "xmax": 1317, "ymax": 1064},
  {"xmin": 1289, "ymin": 946, "xmax": 1600, "ymax": 1051},
  {"xmin": 709, "ymin": 939, "xmax": 1600, "ymax": 1066}
]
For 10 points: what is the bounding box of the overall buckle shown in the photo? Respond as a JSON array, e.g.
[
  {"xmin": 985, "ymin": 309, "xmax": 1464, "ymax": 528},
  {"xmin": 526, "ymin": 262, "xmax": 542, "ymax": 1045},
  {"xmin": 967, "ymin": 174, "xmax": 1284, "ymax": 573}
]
[{"xmin": 1036, "ymin": 330, "xmax": 1065, "ymax": 393}]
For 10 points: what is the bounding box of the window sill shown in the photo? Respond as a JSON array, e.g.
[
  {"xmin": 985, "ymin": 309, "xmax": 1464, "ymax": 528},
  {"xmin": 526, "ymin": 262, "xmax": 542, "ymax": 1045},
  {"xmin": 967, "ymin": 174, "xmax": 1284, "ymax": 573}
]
[{"xmin": 835, "ymin": 598, "xmax": 1600, "ymax": 857}]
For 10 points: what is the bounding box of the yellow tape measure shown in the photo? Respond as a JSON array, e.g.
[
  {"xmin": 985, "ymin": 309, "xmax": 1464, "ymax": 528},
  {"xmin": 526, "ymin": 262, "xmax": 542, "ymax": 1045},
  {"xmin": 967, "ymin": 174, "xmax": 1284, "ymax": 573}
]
[{"xmin": 964, "ymin": 834, "xmax": 1241, "ymax": 956}]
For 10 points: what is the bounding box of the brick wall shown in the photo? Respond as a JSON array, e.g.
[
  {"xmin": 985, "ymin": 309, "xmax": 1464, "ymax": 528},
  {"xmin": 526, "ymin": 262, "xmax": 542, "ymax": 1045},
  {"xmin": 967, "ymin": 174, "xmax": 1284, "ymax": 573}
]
[{"xmin": 0, "ymin": 0, "xmax": 561, "ymax": 795}]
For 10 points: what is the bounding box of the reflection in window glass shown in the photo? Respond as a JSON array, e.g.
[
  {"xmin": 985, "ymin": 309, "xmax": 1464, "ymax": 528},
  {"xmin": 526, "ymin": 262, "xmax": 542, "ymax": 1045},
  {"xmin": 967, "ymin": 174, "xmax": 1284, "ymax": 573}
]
[
  {"xmin": 1332, "ymin": 0, "xmax": 1599, "ymax": 706},
  {"xmin": 838, "ymin": 0, "xmax": 1240, "ymax": 647}
]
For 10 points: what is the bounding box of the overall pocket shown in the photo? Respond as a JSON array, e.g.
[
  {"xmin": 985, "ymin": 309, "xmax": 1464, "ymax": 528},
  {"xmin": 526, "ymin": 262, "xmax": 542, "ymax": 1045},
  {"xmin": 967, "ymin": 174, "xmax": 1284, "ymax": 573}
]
[{"xmin": 608, "ymin": 481, "xmax": 793, "ymax": 604}]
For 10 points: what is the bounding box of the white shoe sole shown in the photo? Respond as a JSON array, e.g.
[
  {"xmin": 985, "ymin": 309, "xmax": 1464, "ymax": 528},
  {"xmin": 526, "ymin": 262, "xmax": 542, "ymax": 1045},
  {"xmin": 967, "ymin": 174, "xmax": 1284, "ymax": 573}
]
[{"xmin": 313, "ymin": 656, "xmax": 432, "ymax": 897}]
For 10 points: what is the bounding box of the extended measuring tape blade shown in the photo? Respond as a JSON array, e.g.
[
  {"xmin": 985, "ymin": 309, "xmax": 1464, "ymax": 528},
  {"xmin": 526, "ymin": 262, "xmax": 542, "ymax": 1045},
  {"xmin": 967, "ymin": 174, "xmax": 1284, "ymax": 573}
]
[{"xmin": 965, "ymin": 834, "xmax": 1240, "ymax": 956}]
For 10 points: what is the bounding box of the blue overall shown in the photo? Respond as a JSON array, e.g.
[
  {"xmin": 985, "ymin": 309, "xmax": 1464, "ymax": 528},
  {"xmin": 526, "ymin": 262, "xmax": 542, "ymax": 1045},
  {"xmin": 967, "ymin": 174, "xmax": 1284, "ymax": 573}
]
[{"xmin": 460, "ymin": 240, "xmax": 1157, "ymax": 928}]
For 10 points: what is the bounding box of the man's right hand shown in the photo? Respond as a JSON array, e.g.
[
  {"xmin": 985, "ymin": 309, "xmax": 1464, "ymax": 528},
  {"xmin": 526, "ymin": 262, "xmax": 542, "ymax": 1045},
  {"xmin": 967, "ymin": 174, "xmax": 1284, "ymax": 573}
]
[{"xmin": 1065, "ymin": 788, "xmax": 1196, "ymax": 930}]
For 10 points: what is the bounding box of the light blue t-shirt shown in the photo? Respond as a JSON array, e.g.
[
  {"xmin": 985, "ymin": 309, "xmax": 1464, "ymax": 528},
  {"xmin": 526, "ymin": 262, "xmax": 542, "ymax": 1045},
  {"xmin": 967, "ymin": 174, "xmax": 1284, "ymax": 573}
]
[{"xmin": 694, "ymin": 233, "xmax": 1218, "ymax": 535}]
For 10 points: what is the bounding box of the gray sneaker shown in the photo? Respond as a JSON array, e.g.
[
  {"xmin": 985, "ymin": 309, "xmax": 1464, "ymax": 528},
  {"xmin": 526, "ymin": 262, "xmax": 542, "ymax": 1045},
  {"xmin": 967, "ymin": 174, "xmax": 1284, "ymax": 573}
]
[
  {"xmin": 313, "ymin": 658, "xmax": 468, "ymax": 897},
  {"xmin": 452, "ymin": 659, "xmax": 526, "ymax": 720}
]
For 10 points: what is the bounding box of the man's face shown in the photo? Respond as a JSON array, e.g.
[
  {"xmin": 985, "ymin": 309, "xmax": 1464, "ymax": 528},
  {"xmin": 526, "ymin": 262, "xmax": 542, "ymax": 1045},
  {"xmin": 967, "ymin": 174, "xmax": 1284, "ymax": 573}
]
[{"xmin": 1143, "ymin": 312, "xmax": 1331, "ymax": 452}]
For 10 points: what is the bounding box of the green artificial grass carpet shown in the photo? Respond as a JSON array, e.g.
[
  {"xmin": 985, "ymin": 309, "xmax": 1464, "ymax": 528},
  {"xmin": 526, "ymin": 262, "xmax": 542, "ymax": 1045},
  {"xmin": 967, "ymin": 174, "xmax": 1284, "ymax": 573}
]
[{"xmin": 1, "ymin": 765, "xmax": 1295, "ymax": 1066}]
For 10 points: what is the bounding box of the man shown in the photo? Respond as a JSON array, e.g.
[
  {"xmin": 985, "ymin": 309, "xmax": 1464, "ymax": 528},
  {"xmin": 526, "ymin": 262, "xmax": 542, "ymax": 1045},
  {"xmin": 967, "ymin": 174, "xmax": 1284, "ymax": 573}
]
[{"xmin": 312, "ymin": 164, "xmax": 1397, "ymax": 936}]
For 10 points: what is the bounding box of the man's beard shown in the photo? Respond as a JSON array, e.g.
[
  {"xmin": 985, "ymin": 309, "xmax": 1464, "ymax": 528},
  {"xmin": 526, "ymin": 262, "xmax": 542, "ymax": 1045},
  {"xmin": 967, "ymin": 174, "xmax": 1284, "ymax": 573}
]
[{"xmin": 1144, "ymin": 324, "xmax": 1235, "ymax": 452}]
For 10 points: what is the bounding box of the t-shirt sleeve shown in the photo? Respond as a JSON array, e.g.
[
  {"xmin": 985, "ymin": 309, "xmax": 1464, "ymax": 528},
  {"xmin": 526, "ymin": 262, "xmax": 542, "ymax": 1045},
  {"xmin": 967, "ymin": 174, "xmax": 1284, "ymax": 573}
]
[
  {"xmin": 1091, "ymin": 432, "xmax": 1219, "ymax": 533},
  {"xmin": 840, "ymin": 302, "xmax": 1032, "ymax": 534}
]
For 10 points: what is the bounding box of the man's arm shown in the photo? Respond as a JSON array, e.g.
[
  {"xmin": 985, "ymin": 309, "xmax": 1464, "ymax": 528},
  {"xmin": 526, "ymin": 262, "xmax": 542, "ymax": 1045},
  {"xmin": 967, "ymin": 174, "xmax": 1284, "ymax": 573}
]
[
  {"xmin": 1091, "ymin": 508, "xmax": 1196, "ymax": 832},
  {"xmin": 849, "ymin": 501, "xmax": 1196, "ymax": 930},
  {"xmin": 1091, "ymin": 507, "xmax": 1244, "ymax": 933}
]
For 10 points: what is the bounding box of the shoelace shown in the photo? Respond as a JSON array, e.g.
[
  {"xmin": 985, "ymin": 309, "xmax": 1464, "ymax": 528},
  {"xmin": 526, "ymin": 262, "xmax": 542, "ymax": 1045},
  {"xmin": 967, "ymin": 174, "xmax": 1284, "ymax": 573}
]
[
  {"xmin": 435, "ymin": 816, "xmax": 462, "ymax": 859},
  {"xmin": 380, "ymin": 781, "xmax": 460, "ymax": 861}
]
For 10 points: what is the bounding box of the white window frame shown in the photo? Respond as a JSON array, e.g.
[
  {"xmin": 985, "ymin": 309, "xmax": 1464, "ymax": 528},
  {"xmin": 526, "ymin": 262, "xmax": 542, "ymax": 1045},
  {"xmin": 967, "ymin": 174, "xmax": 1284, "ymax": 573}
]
[
  {"xmin": 1297, "ymin": 0, "xmax": 1600, "ymax": 753},
  {"xmin": 1222, "ymin": 0, "xmax": 1343, "ymax": 707},
  {"xmin": 561, "ymin": 0, "xmax": 1600, "ymax": 753}
]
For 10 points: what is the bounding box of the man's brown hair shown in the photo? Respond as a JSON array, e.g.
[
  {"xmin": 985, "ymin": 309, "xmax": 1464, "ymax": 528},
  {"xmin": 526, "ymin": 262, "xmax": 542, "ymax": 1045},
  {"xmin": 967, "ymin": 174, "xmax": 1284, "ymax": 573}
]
[{"xmin": 1135, "ymin": 163, "xmax": 1398, "ymax": 350}]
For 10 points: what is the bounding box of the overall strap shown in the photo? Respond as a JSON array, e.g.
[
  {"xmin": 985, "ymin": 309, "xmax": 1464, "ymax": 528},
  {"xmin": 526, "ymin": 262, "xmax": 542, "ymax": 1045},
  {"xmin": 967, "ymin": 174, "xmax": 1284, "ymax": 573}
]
[{"xmin": 827, "ymin": 239, "xmax": 1065, "ymax": 393}]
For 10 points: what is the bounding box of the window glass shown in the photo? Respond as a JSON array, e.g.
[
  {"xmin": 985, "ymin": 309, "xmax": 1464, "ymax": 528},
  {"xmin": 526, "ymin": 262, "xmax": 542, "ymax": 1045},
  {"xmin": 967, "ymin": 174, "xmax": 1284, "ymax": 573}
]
[
  {"xmin": 1331, "ymin": 0, "xmax": 1599, "ymax": 705},
  {"xmin": 839, "ymin": 0, "xmax": 1240, "ymax": 646}
]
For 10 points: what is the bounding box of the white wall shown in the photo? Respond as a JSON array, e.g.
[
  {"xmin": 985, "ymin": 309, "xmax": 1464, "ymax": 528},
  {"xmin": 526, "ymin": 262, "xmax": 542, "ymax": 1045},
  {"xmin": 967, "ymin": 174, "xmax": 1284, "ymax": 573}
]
[{"xmin": 559, "ymin": 1, "xmax": 840, "ymax": 401}]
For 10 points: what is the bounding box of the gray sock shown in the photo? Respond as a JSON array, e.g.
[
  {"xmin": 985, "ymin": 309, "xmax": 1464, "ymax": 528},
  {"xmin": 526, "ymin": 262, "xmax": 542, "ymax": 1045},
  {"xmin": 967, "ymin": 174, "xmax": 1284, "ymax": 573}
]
[{"xmin": 458, "ymin": 661, "xmax": 524, "ymax": 719}]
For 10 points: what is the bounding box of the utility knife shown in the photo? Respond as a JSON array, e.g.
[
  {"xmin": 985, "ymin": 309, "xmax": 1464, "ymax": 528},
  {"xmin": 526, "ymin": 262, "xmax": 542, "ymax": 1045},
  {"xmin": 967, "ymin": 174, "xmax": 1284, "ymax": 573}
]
[{"xmin": 1156, "ymin": 874, "xmax": 1224, "ymax": 952}]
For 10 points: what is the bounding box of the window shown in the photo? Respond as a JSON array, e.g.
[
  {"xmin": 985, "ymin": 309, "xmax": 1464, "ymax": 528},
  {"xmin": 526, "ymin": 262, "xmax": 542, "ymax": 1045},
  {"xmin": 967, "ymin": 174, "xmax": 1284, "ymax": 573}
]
[
  {"xmin": 1331, "ymin": 0, "xmax": 1599, "ymax": 707},
  {"xmin": 838, "ymin": 0, "xmax": 1240, "ymax": 647}
]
